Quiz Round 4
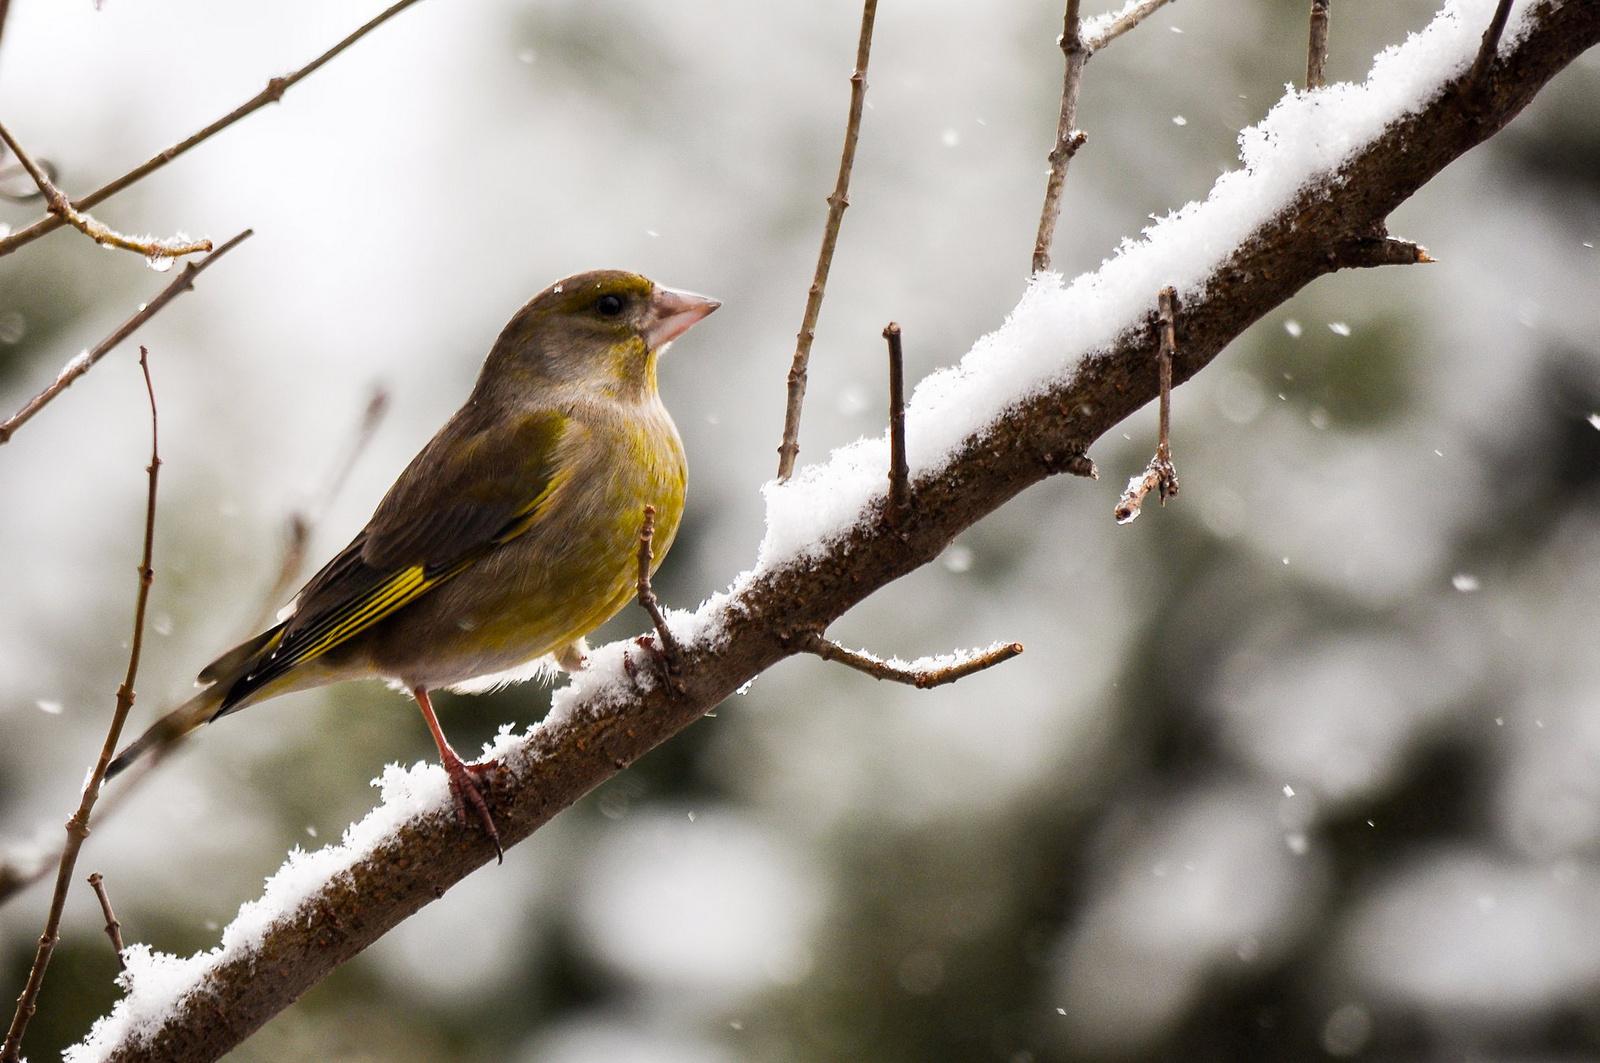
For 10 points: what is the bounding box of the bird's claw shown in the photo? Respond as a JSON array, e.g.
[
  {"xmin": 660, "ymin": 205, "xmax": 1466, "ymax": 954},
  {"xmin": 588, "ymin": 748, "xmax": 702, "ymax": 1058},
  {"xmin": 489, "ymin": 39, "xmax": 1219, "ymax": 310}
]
[{"xmin": 444, "ymin": 756, "xmax": 503, "ymax": 863}]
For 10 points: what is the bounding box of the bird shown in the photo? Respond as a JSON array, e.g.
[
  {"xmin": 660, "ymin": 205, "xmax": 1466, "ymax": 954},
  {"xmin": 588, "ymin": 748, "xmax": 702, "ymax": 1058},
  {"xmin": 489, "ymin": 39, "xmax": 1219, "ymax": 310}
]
[{"xmin": 107, "ymin": 269, "xmax": 718, "ymax": 859}]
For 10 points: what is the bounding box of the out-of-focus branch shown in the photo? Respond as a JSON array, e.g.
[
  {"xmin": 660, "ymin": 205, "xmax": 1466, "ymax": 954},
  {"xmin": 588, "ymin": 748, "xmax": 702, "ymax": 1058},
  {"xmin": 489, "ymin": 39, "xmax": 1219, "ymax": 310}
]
[
  {"xmin": 0, "ymin": 230, "xmax": 252, "ymax": 446},
  {"xmin": 76, "ymin": 5, "xmax": 1600, "ymax": 1059},
  {"xmin": 0, "ymin": 0, "xmax": 430, "ymax": 260},
  {"xmin": 776, "ymin": 0, "xmax": 879, "ymax": 480},
  {"xmin": 244, "ymin": 386, "xmax": 390, "ymax": 634},
  {"xmin": 1307, "ymin": 0, "xmax": 1331, "ymax": 89},
  {"xmin": 0, "ymin": 121, "xmax": 211, "ymax": 262},
  {"xmin": 1, "ymin": 349, "xmax": 161, "ymax": 1063}
]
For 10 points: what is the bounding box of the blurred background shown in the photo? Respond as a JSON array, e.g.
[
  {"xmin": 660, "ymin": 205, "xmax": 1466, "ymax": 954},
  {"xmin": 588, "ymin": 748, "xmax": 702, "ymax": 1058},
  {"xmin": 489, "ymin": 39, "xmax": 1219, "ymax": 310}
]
[{"xmin": 2, "ymin": 0, "xmax": 1599, "ymax": 1059}]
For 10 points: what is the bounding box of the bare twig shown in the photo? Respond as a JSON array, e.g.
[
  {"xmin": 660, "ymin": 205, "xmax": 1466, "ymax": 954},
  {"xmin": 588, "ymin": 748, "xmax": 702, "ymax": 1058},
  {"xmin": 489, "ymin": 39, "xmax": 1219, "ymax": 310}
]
[
  {"xmin": 792, "ymin": 630, "xmax": 1023, "ymax": 690},
  {"xmin": 0, "ymin": 121, "xmax": 211, "ymax": 262},
  {"xmin": 1307, "ymin": 0, "xmax": 1330, "ymax": 89},
  {"xmin": 884, "ymin": 323, "xmax": 911, "ymax": 523},
  {"xmin": 635, "ymin": 505, "xmax": 685, "ymax": 675},
  {"xmin": 776, "ymin": 0, "xmax": 878, "ymax": 480},
  {"xmin": 0, "ymin": 0, "xmax": 12, "ymax": 68},
  {"xmin": 86, "ymin": 873, "xmax": 127, "ymax": 969},
  {"xmin": 1115, "ymin": 288, "xmax": 1181, "ymax": 524},
  {"xmin": 1, "ymin": 348, "xmax": 161, "ymax": 1063},
  {"xmin": 1468, "ymin": 0, "xmax": 1515, "ymax": 92},
  {"xmin": 0, "ymin": 0, "xmax": 429, "ymax": 260},
  {"xmin": 1033, "ymin": 0, "xmax": 1088, "ymax": 274},
  {"xmin": 1084, "ymin": 0, "xmax": 1177, "ymax": 51},
  {"xmin": 245, "ymin": 386, "xmax": 390, "ymax": 634},
  {"xmin": 0, "ymin": 229, "xmax": 252, "ymax": 446}
]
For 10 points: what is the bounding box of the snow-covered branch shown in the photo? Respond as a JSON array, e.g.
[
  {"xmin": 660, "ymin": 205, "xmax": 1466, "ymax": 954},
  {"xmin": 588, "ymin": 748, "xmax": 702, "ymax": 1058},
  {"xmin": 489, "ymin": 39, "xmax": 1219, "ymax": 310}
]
[{"xmin": 70, "ymin": 1, "xmax": 1600, "ymax": 1060}]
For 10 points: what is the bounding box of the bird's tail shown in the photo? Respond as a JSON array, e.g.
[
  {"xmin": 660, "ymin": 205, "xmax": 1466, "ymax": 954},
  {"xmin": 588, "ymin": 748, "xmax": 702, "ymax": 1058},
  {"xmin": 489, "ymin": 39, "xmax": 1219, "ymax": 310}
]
[{"xmin": 105, "ymin": 684, "xmax": 226, "ymax": 779}]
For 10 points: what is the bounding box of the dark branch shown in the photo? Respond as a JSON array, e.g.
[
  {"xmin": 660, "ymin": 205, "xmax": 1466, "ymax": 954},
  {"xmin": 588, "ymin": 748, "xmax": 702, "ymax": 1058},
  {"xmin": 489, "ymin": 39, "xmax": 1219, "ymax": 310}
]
[
  {"xmin": 776, "ymin": 0, "xmax": 879, "ymax": 480},
  {"xmin": 884, "ymin": 323, "xmax": 911, "ymax": 524},
  {"xmin": 1468, "ymin": 0, "xmax": 1515, "ymax": 92},
  {"xmin": 0, "ymin": 230, "xmax": 252, "ymax": 446}
]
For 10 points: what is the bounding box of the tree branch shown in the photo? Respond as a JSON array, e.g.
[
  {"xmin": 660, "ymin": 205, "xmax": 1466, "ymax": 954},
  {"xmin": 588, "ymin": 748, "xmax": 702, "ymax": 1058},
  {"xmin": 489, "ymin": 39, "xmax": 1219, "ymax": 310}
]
[
  {"xmin": 0, "ymin": 121, "xmax": 211, "ymax": 263},
  {"xmin": 775, "ymin": 0, "xmax": 879, "ymax": 480},
  {"xmin": 0, "ymin": 0, "xmax": 429, "ymax": 260},
  {"xmin": 74, "ymin": 4, "xmax": 1600, "ymax": 1059},
  {"xmin": 1307, "ymin": 0, "xmax": 1331, "ymax": 89},
  {"xmin": 4, "ymin": 349, "xmax": 161, "ymax": 1063},
  {"xmin": 790, "ymin": 631, "xmax": 1023, "ymax": 689},
  {"xmin": 0, "ymin": 230, "xmax": 252, "ymax": 446}
]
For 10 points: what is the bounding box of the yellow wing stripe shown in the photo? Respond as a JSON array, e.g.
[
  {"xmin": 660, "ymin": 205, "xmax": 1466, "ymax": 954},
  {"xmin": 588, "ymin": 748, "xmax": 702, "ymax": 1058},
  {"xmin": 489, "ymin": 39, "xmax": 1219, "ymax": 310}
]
[{"xmin": 293, "ymin": 566, "xmax": 431, "ymax": 664}]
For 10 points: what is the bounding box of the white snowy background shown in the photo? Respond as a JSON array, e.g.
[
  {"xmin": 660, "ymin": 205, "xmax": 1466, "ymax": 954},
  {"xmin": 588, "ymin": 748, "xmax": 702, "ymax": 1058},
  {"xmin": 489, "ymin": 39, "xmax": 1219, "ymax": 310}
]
[{"xmin": 2, "ymin": 0, "xmax": 1599, "ymax": 1060}]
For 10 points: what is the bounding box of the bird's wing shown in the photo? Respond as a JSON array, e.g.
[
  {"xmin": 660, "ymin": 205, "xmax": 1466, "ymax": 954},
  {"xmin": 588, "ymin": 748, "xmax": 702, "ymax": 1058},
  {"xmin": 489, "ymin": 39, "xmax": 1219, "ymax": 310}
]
[{"xmin": 217, "ymin": 408, "xmax": 568, "ymax": 709}]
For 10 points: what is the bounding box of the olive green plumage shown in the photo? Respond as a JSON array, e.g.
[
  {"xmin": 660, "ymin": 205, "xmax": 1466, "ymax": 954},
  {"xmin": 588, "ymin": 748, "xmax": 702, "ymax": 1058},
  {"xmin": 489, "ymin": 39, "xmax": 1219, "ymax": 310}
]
[{"xmin": 109, "ymin": 270, "xmax": 717, "ymax": 783}]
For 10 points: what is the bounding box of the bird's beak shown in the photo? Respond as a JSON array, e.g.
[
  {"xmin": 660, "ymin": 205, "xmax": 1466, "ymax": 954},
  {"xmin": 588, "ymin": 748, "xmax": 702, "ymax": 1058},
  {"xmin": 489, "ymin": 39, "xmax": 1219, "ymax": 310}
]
[{"xmin": 646, "ymin": 285, "xmax": 721, "ymax": 349}]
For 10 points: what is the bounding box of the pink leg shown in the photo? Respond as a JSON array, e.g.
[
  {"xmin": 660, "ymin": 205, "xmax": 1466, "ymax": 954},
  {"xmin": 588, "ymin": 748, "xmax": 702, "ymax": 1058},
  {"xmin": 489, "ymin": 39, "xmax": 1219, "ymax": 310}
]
[{"xmin": 414, "ymin": 686, "xmax": 502, "ymax": 862}]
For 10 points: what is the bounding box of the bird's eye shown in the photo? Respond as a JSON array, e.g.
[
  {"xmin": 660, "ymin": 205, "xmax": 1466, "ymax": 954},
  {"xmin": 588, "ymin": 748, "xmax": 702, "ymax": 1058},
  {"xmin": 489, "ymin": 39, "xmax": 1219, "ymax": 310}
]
[{"xmin": 595, "ymin": 294, "xmax": 624, "ymax": 317}]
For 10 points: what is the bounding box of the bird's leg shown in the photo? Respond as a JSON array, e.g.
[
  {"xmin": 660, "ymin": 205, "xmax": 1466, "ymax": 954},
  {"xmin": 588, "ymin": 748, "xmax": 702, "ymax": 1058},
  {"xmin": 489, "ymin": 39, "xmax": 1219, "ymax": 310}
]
[{"xmin": 413, "ymin": 686, "xmax": 502, "ymax": 863}]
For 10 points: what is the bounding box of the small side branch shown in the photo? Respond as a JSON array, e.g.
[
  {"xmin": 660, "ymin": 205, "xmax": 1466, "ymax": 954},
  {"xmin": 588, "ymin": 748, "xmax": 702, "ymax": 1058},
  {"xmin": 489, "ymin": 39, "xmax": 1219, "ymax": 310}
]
[
  {"xmin": 87, "ymin": 874, "xmax": 127, "ymax": 970},
  {"xmin": 636, "ymin": 506, "xmax": 685, "ymax": 674},
  {"xmin": 0, "ymin": 121, "xmax": 211, "ymax": 262},
  {"xmin": 776, "ymin": 0, "xmax": 879, "ymax": 480},
  {"xmin": 1083, "ymin": 0, "xmax": 1177, "ymax": 52},
  {"xmin": 884, "ymin": 323, "xmax": 911, "ymax": 524},
  {"xmin": 1328, "ymin": 234, "xmax": 1433, "ymax": 270},
  {"xmin": 1, "ymin": 349, "xmax": 161, "ymax": 1063},
  {"xmin": 1306, "ymin": 0, "xmax": 1330, "ymax": 89},
  {"xmin": 1115, "ymin": 288, "xmax": 1181, "ymax": 524},
  {"xmin": 0, "ymin": 0, "xmax": 428, "ymax": 260},
  {"xmin": 1467, "ymin": 0, "xmax": 1515, "ymax": 92},
  {"xmin": 792, "ymin": 630, "xmax": 1023, "ymax": 690},
  {"xmin": 1032, "ymin": 0, "xmax": 1088, "ymax": 274},
  {"xmin": 0, "ymin": 229, "xmax": 252, "ymax": 446}
]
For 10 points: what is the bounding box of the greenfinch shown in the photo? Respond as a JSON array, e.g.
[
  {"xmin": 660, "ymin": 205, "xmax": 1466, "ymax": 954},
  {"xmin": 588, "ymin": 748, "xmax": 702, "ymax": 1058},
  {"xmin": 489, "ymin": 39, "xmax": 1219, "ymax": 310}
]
[{"xmin": 108, "ymin": 270, "xmax": 718, "ymax": 857}]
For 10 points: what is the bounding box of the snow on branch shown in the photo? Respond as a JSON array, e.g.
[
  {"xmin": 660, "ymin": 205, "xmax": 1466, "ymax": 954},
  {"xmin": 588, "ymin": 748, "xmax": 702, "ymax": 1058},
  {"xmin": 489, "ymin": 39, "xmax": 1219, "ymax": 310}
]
[{"xmin": 70, "ymin": 2, "xmax": 1600, "ymax": 1060}]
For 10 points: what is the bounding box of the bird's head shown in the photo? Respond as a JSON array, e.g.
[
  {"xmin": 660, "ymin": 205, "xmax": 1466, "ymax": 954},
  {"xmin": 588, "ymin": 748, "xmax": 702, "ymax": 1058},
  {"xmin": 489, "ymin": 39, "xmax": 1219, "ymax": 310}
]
[{"xmin": 480, "ymin": 270, "xmax": 720, "ymax": 403}]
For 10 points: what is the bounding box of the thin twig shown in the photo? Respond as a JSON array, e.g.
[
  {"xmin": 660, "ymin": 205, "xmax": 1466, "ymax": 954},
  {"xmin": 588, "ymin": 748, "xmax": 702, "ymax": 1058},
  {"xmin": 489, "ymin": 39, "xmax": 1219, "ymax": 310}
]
[
  {"xmin": 0, "ymin": 121, "xmax": 211, "ymax": 262},
  {"xmin": 884, "ymin": 322, "xmax": 911, "ymax": 524},
  {"xmin": 635, "ymin": 505, "xmax": 685, "ymax": 674},
  {"xmin": 245, "ymin": 386, "xmax": 390, "ymax": 634},
  {"xmin": 1, "ymin": 348, "xmax": 161, "ymax": 1063},
  {"xmin": 0, "ymin": 229, "xmax": 252, "ymax": 446},
  {"xmin": 793, "ymin": 630, "xmax": 1023, "ymax": 690},
  {"xmin": 1084, "ymin": 0, "xmax": 1177, "ymax": 52},
  {"xmin": 1467, "ymin": 0, "xmax": 1515, "ymax": 92},
  {"xmin": 1114, "ymin": 288, "xmax": 1181, "ymax": 524},
  {"xmin": 776, "ymin": 0, "xmax": 879, "ymax": 480},
  {"xmin": 86, "ymin": 873, "xmax": 127, "ymax": 970},
  {"xmin": 1033, "ymin": 0, "xmax": 1088, "ymax": 274},
  {"xmin": 0, "ymin": 0, "xmax": 429, "ymax": 260},
  {"xmin": 1307, "ymin": 0, "xmax": 1330, "ymax": 89}
]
